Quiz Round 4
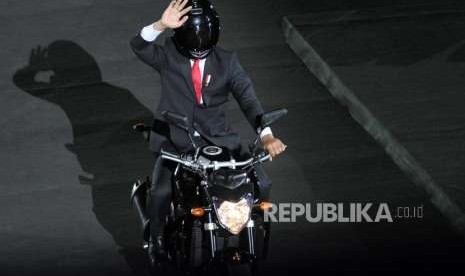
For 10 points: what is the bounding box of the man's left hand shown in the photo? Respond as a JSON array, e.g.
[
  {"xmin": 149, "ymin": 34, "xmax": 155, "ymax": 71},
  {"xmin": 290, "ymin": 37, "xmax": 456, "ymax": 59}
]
[{"xmin": 261, "ymin": 134, "xmax": 287, "ymax": 160}]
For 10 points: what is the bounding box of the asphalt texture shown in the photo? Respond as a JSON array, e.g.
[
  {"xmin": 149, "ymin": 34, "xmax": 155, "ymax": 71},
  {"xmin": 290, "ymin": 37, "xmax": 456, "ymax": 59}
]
[
  {"xmin": 284, "ymin": 3, "xmax": 465, "ymax": 233},
  {"xmin": 1, "ymin": 1, "xmax": 464, "ymax": 275}
]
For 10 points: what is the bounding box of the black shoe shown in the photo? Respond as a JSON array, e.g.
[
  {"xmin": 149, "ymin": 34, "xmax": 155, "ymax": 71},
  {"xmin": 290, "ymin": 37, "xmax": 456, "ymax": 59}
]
[{"xmin": 148, "ymin": 235, "xmax": 168, "ymax": 266}]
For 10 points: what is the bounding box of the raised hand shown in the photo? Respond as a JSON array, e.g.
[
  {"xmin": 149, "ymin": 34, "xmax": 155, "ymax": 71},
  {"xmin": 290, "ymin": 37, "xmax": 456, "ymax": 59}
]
[
  {"xmin": 13, "ymin": 45, "xmax": 54, "ymax": 94},
  {"xmin": 155, "ymin": 0, "xmax": 192, "ymax": 31},
  {"xmin": 28, "ymin": 45, "xmax": 51, "ymax": 72}
]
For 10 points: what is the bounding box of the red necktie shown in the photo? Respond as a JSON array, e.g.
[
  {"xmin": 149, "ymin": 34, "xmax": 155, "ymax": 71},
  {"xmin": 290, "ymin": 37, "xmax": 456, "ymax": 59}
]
[{"xmin": 191, "ymin": 59, "xmax": 202, "ymax": 105}]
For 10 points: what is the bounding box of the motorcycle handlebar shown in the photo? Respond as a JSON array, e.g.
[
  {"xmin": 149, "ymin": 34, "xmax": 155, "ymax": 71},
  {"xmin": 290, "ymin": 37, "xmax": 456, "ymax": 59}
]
[{"xmin": 159, "ymin": 149, "xmax": 270, "ymax": 170}]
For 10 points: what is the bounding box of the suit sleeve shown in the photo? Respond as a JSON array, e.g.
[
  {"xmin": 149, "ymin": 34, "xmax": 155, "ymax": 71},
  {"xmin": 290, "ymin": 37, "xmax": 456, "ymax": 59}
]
[
  {"xmin": 130, "ymin": 33, "xmax": 167, "ymax": 71},
  {"xmin": 229, "ymin": 52, "xmax": 265, "ymax": 131}
]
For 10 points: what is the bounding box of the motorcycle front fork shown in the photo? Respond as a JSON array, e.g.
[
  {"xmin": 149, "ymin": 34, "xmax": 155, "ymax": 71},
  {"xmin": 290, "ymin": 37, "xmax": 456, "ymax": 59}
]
[
  {"xmin": 246, "ymin": 219, "xmax": 255, "ymax": 256},
  {"xmin": 206, "ymin": 212, "xmax": 217, "ymax": 258}
]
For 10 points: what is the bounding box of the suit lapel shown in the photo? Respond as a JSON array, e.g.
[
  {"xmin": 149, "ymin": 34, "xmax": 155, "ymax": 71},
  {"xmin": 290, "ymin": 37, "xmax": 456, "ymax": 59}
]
[
  {"xmin": 178, "ymin": 56, "xmax": 196, "ymax": 101},
  {"xmin": 202, "ymin": 56, "xmax": 213, "ymax": 106},
  {"xmin": 168, "ymin": 39, "xmax": 195, "ymax": 102}
]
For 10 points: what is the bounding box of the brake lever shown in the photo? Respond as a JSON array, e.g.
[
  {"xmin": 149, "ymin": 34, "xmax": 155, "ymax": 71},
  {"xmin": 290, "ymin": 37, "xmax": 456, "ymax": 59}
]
[
  {"xmin": 257, "ymin": 153, "xmax": 271, "ymax": 163},
  {"xmin": 249, "ymin": 152, "xmax": 270, "ymax": 167}
]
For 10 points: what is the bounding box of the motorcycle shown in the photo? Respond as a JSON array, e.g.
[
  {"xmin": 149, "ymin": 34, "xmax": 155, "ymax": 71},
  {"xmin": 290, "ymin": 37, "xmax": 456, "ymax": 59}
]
[{"xmin": 130, "ymin": 108, "xmax": 287, "ymax": 275}]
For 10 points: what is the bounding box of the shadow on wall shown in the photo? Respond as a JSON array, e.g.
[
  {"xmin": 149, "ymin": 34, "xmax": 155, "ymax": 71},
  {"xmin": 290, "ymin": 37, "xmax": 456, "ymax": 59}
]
[{"xmin": 13, "ymin": 40, "xmax": 154, "ymax": 274}]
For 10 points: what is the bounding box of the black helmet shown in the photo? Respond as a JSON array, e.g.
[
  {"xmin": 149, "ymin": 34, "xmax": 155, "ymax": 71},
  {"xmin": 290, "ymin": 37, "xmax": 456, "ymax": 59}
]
[{"xmin": 172, "ymin": 0, "xmax": 220, "ymax": 59}]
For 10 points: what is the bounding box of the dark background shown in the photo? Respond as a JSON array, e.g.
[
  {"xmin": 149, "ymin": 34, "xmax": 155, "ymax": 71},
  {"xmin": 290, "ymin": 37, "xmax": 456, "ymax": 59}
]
[{"xmin": 1, "ymin": 0, "xmax": 464, "ymax": 275}]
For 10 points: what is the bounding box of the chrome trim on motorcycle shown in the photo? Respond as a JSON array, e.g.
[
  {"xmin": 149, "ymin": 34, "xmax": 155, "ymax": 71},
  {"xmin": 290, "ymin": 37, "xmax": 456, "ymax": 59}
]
[
  {"xmin": 130, "ymin": 180, "xmax": 151, "ymax": 242},
  {"xmin": 206, "ymin": 212, "xmax": 217, "ymax": 258},
  {"xmin": 159, "ymin": 149, "xmax": 270, "ymax": 171},
  {"xmin": 204, "ymin": 222, "xmax": 218, "ymax": 231},
  {"xmin": 247, "ymin": 222, "xmax": 255, "ymax": 255}
]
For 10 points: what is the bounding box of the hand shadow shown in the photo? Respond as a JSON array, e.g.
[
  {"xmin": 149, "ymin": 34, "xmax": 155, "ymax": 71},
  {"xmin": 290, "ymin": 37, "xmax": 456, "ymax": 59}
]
[{"xmin": 13, "ymin": 40, "xmax": 154, "ymax": 274}]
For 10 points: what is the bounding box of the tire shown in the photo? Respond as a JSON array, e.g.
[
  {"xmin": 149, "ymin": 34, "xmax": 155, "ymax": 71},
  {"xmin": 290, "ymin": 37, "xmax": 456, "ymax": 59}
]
[
  {"xmin": 226, "ymin": 263, "xmax": 253, "ymax": 276},
  {"xmin": 189, "ymin": 219, "xmax": 203, "ymax": 268}
]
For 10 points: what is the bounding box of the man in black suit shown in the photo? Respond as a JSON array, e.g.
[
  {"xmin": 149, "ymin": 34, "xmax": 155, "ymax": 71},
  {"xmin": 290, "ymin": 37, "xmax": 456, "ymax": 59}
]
[{"xmin": 130, "ymin": 0, "xmax": 286, "ymax": 261}]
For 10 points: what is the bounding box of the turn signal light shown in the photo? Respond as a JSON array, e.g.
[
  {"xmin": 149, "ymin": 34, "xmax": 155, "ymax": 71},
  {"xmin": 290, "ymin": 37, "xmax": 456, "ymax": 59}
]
[
  {"xmin": 259, "ymin": 201, "xmax": 273, "ymax": 211},
  {"xmin": 191, "ymin": 207, "xmax": 205, "ymax": 217}
]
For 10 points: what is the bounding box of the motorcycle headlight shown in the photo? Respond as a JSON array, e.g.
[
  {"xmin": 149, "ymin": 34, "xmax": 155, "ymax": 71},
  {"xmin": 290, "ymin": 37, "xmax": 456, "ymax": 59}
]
[{"xmin": 215, "ymin": 196, "xmax": 252, "ymax": 235}]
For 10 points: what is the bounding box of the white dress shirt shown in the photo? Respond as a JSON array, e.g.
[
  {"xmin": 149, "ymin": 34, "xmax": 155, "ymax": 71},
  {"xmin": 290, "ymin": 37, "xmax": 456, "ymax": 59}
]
[{"xmin": 140, "ymin": 24, "xmax": 272, "ymax": 139}]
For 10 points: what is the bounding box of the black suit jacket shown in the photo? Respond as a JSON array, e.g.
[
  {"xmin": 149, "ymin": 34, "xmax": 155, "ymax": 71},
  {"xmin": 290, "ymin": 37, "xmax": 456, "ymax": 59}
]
[{"xmin": 130, "ymin": 34, "xmax": 265, "ymax": 153}]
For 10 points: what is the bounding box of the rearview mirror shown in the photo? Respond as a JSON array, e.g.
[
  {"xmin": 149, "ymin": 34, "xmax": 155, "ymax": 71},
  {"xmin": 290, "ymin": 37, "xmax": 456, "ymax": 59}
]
[
  {"xmin": 162, "ymin": 111, "xmax": 189, "ymax": 132},
  {"xmin": 260, "ymin": 108, "xmax": 288, "ymax": 130}
]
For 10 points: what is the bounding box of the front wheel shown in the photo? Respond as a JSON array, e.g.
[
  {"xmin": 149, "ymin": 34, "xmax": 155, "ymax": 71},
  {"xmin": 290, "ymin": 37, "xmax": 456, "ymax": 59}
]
[
  {"xmin": 226, "ymin": 263, "xmax": 253, "ymax": 276},
  {"xmin": 189, "ymin": 219, "xmax": 203, "ymax": 268}
]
